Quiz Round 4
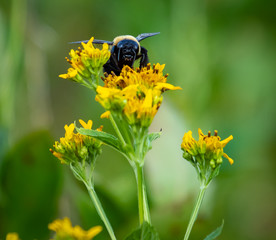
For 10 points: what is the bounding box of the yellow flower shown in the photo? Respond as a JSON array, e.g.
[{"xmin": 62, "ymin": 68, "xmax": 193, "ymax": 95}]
[
  {"xmin": 6, "ymin": 233, "xmax": 20, "ymax": 240},
  {"xmin": 96, "ymin": 64, "xmax": 181, "ymax": 127},
  {"xmin": 49, "ymin": 217, "xmax": 102, "ymax": 240},
  {"xmin": 181, "ymin": 128, "xmax": 234, "ymax": 166},
  {"xmin": 59, "ymin": 37, "xmax": 111, "ymax": 84},
  {"xmin": 50, "ymin": 119, "xmax": 103, "ymax": 164}
]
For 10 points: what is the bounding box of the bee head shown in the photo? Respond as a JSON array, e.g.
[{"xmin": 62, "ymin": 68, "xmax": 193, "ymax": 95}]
[{"xmin": 112, "ymin": 35, "xmax": 140, "ymax": 69}]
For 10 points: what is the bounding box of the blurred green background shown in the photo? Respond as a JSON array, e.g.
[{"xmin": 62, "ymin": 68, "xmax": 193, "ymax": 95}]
[{"xmin": 0, "ymin": 0, "xmax": 275, "ymax": 239}]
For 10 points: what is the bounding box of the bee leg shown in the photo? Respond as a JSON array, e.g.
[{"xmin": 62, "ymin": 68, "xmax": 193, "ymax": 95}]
[
  {"xmin": 139, "ymin": 46, "xmax": 149, "ymax": 68},
  {"xmin": 103, "ymin": 54, "xmax": 121, "ymax": 75}
]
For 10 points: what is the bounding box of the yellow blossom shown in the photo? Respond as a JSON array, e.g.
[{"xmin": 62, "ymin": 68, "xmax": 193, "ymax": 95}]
[
  {"xmin": 50, "ymin": 119, "xmax": 103, "ymax": 164},
  {"xmin": 96, "ymin": 64, "xmax": 181, "ymax": 127},
  {"xmin": 59, "ymin": 37, "xmax": 110, "ymax": 84},
  {"xmin": 181, "ymin": 128, "xmax": 234, "ymax": 166},
  {"xmin": 49, "ymin": 217, "xmax": 102, "ymax": 240},
  {"xmin": 6, "ymin": 233, "xmax": 20, "ymax": 240}
]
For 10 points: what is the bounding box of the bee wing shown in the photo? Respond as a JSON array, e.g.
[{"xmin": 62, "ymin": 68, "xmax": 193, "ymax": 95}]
[
  {"xmin": 69, "ymin": 40, "xmax": 89, "ymax": 44},
  {"xmin": 69, "ymin": 39, "xmax": 113, "ymax": 45},
  {"xmin": 92, "ymin": 39, "xmax": 113, "ymax": 45},
  {"xmin": 136, "ymin": 32, "xmax": 160, "ymax": 42}
]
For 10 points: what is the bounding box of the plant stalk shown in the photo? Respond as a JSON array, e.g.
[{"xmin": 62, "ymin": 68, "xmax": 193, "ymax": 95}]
[
  {"xmin": 85, "ymin": 182, "xmax": 117, "ymax": 240},
  {"xmin": 183, "ymin": 185, "xmax": 207, "ymax": 240},
  {"xmin": 135, "ymin": 164, "xmax": 151, "ymax": 225}
]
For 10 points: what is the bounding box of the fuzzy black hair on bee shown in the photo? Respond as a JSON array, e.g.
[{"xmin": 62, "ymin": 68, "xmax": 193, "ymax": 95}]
[{"xmin": 70, "ymin": 32, "xmax": 160, "ymax": 76}]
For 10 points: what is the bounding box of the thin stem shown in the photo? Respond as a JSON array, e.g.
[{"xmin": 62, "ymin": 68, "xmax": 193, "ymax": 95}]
[
  {"xmin": 109, "ymin": 113, "xmax": 127, "ymax": 147},
  {"xmin": 135, "ymin": 164, "xmax": 151, "ymax": 225},
  {"xmin": 183, "ymin": 185, "xmax": 207, "ymax": 240},
  {"xmin": 85, "ymin": 181, "xmax": 117, "ymax": 240}
]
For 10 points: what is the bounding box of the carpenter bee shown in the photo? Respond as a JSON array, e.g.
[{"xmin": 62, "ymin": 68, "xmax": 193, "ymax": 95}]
[{"xmin": 71, "ymin": 32, "xmax": 160, "ymax": 75}]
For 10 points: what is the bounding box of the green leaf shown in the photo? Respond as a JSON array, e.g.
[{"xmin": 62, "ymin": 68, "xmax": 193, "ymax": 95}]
[
  {"xmin": 143, "ymin": 131, "xmax": 162, "ymax": 153},
  {"xmin": 203, "ymin": 220, "xmax": 224, "ymax": 240},
  {"xmin": 148, "ymin": 131, "xmax": 162, "ymax": 142},
  {"xmin": 77, "ymin": 127, "xmax": 121, "ymax": 151},
  {"xmin": 125, "ymin": 222, "xmax": 160, "ymax": 240}
]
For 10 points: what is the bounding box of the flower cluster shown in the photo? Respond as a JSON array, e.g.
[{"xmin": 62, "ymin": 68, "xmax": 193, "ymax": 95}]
[
  {"xmin": 59, "ymin": 37, "xmax": 110, "ymax": 88},
  {"xmin": 181, "ymin": 129, "xmax": 233, "ymax": 184},
  {"xmin": 96, "ymin": 64, "xmax": 181, "ymax": 128},
  {"xmin": 50, "ymin": 119, "xmax": 103, "ymax": 165},
  {"xmin": 181, "ymin": 129, "xmax": 233, "ymax": 166},
  {"xmin": 49, "ymin": 217, "xmax": 102, "ymax": 240}
]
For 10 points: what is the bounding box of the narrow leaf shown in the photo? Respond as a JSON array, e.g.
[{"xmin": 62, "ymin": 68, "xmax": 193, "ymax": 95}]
[
  {"xmin": 125, "ymin": 222, "xmax": 160, "ymax": 240},
  {"xmin": 144, "ymin": 131, "xmax": 162, "ymax": 153},
  {"xmin": 77, "ymin": 127, "xmax": 120, "ymax": 151},
  {"xmin": 148, "ymin": 131, "xmax": 162, "ymax": 142},
  {"xmin": 203, "ymin": 220, "xmax": 224, "ymax": 240}
]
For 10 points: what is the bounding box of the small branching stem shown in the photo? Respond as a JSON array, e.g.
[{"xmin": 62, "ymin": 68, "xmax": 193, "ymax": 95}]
[
  {"xmin": 183, "ymin": 185, "xmax": 207, "ymax": 240},
  {"xmin": 85, "ymin": 181, "xmax": 117, "ymax": 240}
]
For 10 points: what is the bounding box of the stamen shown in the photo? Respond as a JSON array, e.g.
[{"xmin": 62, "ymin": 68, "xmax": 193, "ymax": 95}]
[
  {"xmin": 111, "ymin": 71, "xmax": 116, "ymax": 77},
  {"xmin": 164, "ymin": 74, "xmax": 169, "ymax": 78},
  {"xmin": 65, "ymin": 58, "xmax": 72, "ymax": 64},
  {"xmin": 208, "ymin": 131, "xmax": 211, "ymax": 137},
  {"xmin": 214, "ymin": 130, "xmax": 218, "ymax": 136}
]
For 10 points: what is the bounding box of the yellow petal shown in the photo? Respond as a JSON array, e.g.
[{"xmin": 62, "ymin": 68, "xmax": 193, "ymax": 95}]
[
  {"xmin": 96, "ymin": 125, "xmax": 103, "ymax": 131},
  {"xmin": 87, "ymin": 226, "xmax": 103, "ymax": 239},
  {"xmin": 142, "ymin": 89, "xmax": 153, "ymax": 109},
  {"xmin": 198, "ymin": 128, "xmax": 205, "ymax": 137},
  {"xmin": 221, "ymin": 135, "xmax": 233, "ymax": 147},
  {"xmin": 79, "ymin": 119, "xmax": 93, "ymax": 129},
  {"xmin": 64, "ymin": 123, "xmax": 75, "ymax": 139},
  {"xmin": 155, "ymin": 82, "xmax": 182, "ymax": 91},
  {"xmin": 59, "ymin": 73, "xmax": 69, "ymax": 79},
  {"xmin": 223, "ymin": 153, "xmax": 234, "ymax": 165},
  {"xmin": 100, "ymin": 111, "xmax": 110, "ymax": 119}
]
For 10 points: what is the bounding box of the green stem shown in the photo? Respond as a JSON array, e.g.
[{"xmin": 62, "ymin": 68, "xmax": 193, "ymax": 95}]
[
  {"xmin": 183, "ymin": 185, "xmax": 207, "ymax": 240},
  {"xmin": 135, "ymin": 164, "xmax": 151, "ymax": 225},
  {"xmin": 85, "ymin": 181, "xmax": 117, "ymax": 240},
  {"xmin": 109, "ymin": 113, "xmax": 127, "ymax": 147}
]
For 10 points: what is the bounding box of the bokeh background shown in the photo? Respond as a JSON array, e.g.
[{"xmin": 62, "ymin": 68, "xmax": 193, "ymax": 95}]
[{"xmin": 0, "ymin": 0, "xmax": 276, "ymax": 239}]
